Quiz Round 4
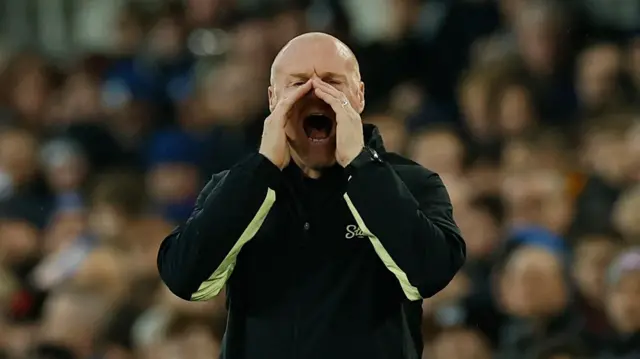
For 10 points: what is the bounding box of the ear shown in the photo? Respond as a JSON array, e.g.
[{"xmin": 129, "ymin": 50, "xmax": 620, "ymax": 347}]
[
  {"xmin": 268, "ymin": 86, "xmax": 276, "ymax": 112},
  {"xmin": 355, "ymin": 81, "xmax": 365, "ymax": 114}
]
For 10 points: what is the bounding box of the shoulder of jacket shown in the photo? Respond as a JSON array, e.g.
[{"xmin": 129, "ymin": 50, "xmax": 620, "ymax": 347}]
[
  {"xmin": 211, "ymin": 170, "xmax": 230, "ymax": 183},
  {"xmin": 201, "ymin": 170, "xmax": 230, "ymax": 194},
  {"xmin": 382, "ymin": 152, "xmax": 438, "ymax": 181}
]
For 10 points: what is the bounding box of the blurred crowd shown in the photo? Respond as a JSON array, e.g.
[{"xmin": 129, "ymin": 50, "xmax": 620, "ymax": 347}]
[{"xmin": 0, "ymin": 0, "xmax": 639, "ymax": 358}]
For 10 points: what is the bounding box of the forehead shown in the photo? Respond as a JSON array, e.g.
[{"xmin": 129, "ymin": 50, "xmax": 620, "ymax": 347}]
[
  {"xmin": 508, "ymin": 247, "xmax": 562, "ymax": 274},
  {"xmin": 274, "ymin": 39, "xmax": 354, "ymax": 79}
]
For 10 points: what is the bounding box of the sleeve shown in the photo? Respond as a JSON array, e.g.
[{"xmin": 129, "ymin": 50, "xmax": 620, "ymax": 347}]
[
  {"xmin": 343, "ymin": 149, "xmax": 466, "ymax": 301},
  {"xmin": 157, "ymin": 153, "xmax": 282, "ymax": 301}
]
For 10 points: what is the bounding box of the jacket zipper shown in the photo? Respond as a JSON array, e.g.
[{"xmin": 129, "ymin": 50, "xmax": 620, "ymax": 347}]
[{"xmin": 283, "ymin": 179, "xmax": 308, "ymax": 359}]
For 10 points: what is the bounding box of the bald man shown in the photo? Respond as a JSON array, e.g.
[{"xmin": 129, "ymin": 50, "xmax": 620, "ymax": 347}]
[{"xmin": 158, "ymin": 33, "xmax": 466, "ymax": 359}]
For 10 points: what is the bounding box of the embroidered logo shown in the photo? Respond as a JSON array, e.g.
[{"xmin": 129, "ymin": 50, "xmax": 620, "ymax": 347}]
[{"xmin": 345, "ymin": 224, "xmax": 366, "ymax": 239}]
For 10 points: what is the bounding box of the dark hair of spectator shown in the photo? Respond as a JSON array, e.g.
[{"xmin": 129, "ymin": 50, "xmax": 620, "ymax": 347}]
[{"xmin": 89, "ymin": 171, "xmax": 147, "ymax": 218}]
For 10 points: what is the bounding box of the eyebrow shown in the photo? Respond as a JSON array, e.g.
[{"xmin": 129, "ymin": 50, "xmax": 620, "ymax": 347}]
[{"xmin": 289, "ymin": 72, "xmax": 347, "ymax": 81}]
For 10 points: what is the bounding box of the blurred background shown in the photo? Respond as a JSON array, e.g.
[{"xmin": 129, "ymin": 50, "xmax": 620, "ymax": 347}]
[{"xmin": 0, "ymin": 0, "xmax": 639, "ymax": 358}]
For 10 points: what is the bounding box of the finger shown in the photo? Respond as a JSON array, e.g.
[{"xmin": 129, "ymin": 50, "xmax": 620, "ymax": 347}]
[
  {"xmin": 313, "ymin": 80, "xmax": 352, "ymax": 111},
  {"xmin": 314, "ymin": 87, "xmax": 352, "ymax": 113},
  {"xmin": 274, "ymin": 80, "xmax": 313, "ymax": 118},
  {"xmin": 314, "ymin": 88, "xmax": 344, "ymax": 114},
  {"xmin": 312, "ymin": 79, "xmax": 343, "ymax": 97}
]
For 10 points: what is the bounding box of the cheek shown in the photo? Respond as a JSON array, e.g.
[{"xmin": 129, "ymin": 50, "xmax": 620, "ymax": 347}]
[{"xmin": 285, "ymin": 118, "xmax": 300, "ymax": 139}]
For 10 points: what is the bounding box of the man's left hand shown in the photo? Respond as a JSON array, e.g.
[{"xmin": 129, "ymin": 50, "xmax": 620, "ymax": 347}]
[{"xmin": 312, "ymin": 79, "xmax": 364, "ymax": 167}]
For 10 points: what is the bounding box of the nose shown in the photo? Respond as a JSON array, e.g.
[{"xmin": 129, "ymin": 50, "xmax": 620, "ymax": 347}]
[
  {"xmin": 304, "ymin": 90, "xmax": 319, "ymax": 100},
  {"xmin": 303, "ymin": 82, "xmax": 321, "ymax": 100}
]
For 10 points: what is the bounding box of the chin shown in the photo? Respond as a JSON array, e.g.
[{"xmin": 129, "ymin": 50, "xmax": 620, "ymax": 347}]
[
  {"xmin": 301, "ymin": 151, "xmax": 337, "ymax": 170},
  {"xmin": 309, "ymin": 158, "xmax": 337, "ymax": 170}
]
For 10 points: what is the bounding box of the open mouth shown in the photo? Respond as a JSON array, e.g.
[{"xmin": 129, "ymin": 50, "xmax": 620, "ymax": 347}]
[{"xmin": 303, "ymin": 114, "xmax": 334, "ymax": 142}]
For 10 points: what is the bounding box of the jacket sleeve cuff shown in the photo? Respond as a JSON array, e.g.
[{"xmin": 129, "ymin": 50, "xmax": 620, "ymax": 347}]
[
  {"xmin": 255, "ymin": 153, "xmax": 283, "ymax": 187},
  {"xmin": 225, "ymin": 152, "xmax": 283, "ymax": 189},
  {"xmin": 345, "ymin": 147, "xmax": 382, "ymax": 177}
]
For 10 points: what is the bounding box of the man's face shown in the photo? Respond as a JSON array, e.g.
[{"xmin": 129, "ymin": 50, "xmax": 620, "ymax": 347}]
[
  {"xmin": 499, "ymin": 247, "xmax": 568, "ymax": 318},
  {"xmin": 607, "ymin": 271, "xmax": 640, "ymax": 333},
  {"xmin": 0, "ymin": 220, "xmax": 39, "ymax": 265},
  {"xmin": 515, "ymin": 8, "xmax": 560, "ymax": 76},
  {"xmin": 460, "ymin": 82, "xmax": 490, "ymax": 139},
  {"xmin": 457, "ymin": 206, "xmax": 499, "ymax": 259},
  {"xmin": 573, "ymin": 237, "xmax": 619, "ymax": 304},
  {"xmin": 583, "ymin": 130, "xmax": 630, "ymax": 184},
  {"xmin": 87, "ymin": 203, "xmax": 127, "ymax": 241},
  {"xmin": 409, "ymin": 131, "xmax": 464, "ymax": 177},
  {"xmin": 613, "ymin": 186, "xmax": 640, "ymax": 241},
  {"xmin": 497, "ymin": 85, "xmax": 535, "ymax": 136},
  {"xmin": 39, "ymin": 292, "xmax": 107, "ymax": 352},
  {"xmin": 576, "ymin": 44, "xmax": 622, "ymax": 108},
  {"xmin": 269, "ymin": 38, "xmax": 364, "ymax": 170},
  {"xmin": 147, "ymin": 163, "xmax": 199, "ymax": 202},
  {"xmin": 0, "ymin": 130, "xmax": 37, "ymax": 186}
]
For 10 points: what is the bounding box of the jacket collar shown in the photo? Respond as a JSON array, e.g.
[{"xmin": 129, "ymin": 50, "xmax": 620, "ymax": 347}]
[{"xmin": 363, "ymin": 123, "xmax": 387, "ymax": 153}]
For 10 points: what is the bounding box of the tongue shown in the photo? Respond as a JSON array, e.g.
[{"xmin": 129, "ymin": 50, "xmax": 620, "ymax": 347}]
[{"xmin": 308, "ymin": 128, "xmax": 328, "ymax": 140}]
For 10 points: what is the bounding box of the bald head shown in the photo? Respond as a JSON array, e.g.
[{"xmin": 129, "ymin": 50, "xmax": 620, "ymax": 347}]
[{"xmin": 270, "ymin": 32, "xmax": 360, "ymax": 86}]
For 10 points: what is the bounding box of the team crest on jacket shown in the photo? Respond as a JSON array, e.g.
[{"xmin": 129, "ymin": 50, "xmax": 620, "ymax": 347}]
[{"xmin": 345, "ymin": 224, "xmax": 366, "ymax": 239}]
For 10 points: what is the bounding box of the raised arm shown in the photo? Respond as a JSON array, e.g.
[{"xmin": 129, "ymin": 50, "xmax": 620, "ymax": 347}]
[
  {"xmin": 158, "ymin": 80, "xmax": 313, "ymax": 301},
  {"xmin": 343, "ymin": 151, "xmax": 467, "ymax": 301},
  {"xmin": 157, "ymin": 154, "xmax": 281, "ymax": 301}
]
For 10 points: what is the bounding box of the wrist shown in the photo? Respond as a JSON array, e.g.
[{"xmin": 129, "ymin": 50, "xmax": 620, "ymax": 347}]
[
  {"xmin": 258, "ymin": 150, "xmax": 286, "ymax": 170},
  {"xmin": 255, "ymin": 153, "xmax": 284, "ymax": 185},
  {"xmin": 345, "ymin": 147, "xmax": 382, "ymax": 174},
  {"xmin": 338, "ymin": 143, "xmax": 368, "ymax": 167}
]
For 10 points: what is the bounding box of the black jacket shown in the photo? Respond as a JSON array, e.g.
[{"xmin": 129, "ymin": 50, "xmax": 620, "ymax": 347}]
[{"xmin": 157, "ymin": 124, "xmax": 466, "ymax": 359}]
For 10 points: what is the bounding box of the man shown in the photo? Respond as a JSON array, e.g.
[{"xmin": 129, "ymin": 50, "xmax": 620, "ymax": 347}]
[
  {"xmin": 157, "ymin": 32, "xmax": 466, "ymax": 359},
  {"xmin": 599, "ymin": 248, "xmax": 640, "ymax": 359}
]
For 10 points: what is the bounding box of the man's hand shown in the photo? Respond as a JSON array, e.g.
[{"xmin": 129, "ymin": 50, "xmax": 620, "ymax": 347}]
[
  {"xmin": 312, "ymin": 79, "xmax": 364, "ymax": 167},
  {"xmin": 260, "ymin": 80, "xmax": 313, "ymax": 169}
]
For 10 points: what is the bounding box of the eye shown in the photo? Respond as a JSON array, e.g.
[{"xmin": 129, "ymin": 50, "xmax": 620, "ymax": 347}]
[
  {"xmin": 291, "ymin": 81, "xmax": 306, "ymax": 86},
  {"xmin": 326, "ymin": 79, "xmax": 341, "ymax": 85}
]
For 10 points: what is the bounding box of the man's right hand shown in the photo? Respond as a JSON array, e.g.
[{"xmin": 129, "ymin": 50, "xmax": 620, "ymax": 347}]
[{"xmin": 259, "ymin": 80, "xmax": 312, "ymax": 170}]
